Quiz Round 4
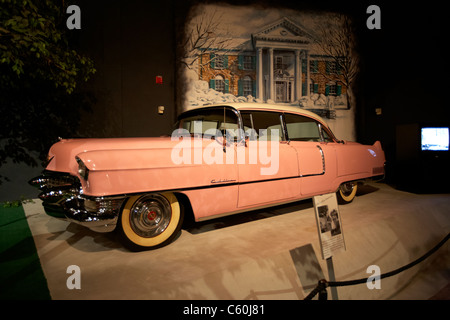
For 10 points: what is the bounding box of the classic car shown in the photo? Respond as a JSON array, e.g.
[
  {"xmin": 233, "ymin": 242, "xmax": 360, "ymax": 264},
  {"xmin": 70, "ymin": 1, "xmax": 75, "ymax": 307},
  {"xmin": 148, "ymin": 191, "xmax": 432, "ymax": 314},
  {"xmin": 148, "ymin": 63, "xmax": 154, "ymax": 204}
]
[{"xmin": 29, "ymin": 103, "xmax": 385, "ymax": 251}]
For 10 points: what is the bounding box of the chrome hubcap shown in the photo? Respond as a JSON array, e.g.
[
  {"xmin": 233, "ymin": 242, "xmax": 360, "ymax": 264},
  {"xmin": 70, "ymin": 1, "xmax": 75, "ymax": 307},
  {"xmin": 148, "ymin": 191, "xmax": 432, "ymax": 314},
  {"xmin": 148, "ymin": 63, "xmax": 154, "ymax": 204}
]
[
  {"xmin": 340, "ymin": 182, "xmax": 356, "ymax": 197},
  {"xmin": 129, "ymin": 194, "xmax": 172, "ymax": 238}
]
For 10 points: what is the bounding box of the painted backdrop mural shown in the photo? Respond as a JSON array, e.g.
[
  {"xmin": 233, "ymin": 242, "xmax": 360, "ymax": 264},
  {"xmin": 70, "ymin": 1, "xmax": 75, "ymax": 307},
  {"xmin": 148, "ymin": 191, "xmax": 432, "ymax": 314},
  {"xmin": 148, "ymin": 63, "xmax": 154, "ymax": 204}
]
[{"xmin": 180, "ymin": 4, "xmax": 359, "ymax": 141}]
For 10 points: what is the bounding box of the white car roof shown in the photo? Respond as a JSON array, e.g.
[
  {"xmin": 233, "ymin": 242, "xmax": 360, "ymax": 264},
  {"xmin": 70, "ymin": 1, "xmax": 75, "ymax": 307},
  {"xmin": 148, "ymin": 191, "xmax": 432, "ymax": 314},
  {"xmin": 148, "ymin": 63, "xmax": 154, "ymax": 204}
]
[{"xmin": 186, "ymin": 103, "xmax": 328, "ymax": 127}]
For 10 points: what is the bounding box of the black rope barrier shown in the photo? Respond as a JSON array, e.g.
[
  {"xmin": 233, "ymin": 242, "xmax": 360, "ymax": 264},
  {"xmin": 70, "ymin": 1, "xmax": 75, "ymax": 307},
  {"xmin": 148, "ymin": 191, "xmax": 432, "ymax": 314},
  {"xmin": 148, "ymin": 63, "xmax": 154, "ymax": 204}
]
[{"xmin": 304, "ymin": 232, "xmax": 450, "ymax": 300}]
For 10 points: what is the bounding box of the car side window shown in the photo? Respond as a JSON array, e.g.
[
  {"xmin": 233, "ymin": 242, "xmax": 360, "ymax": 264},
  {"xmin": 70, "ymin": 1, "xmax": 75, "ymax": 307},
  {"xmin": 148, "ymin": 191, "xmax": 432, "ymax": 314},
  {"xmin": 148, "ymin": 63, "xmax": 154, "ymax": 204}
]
[
  {"xmin": 178, "ymin": 108, "xmax": 240, "ymax": 140},
  {"xmin": 241, "ymin": 111, "xmax": 284, "ymax": 141},
  {"xmin": 284, "ymin": 113, "xmax": 321, "ymax": 142}
]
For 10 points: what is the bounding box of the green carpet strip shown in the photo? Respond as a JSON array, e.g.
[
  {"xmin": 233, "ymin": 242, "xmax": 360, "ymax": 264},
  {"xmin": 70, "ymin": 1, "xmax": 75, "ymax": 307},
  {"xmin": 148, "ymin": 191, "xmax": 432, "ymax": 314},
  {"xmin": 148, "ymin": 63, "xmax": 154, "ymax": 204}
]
[{"xmin": 0, "ymin": 205, "xmax": 51, "ymax": 300}]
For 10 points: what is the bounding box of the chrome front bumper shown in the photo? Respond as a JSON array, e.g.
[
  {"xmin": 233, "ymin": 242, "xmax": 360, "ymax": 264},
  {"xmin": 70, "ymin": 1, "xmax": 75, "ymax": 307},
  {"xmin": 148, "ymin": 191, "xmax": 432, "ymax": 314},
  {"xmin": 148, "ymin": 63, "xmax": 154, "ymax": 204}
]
[{"xmin": 29, "ymin": 171, "xmax": 125, "ymax": 233}]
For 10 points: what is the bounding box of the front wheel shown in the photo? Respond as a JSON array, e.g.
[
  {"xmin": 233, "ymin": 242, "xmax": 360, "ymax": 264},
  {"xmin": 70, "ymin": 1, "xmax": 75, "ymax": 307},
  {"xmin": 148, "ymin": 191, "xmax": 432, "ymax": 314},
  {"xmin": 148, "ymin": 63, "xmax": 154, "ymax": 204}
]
[
  {"xmin": 337, "ymin": 182, "xmax": 358, "ymax": 204},
  {"xmin": 117, "ymin": 192, "xmax": 183, "ymax": 251}
]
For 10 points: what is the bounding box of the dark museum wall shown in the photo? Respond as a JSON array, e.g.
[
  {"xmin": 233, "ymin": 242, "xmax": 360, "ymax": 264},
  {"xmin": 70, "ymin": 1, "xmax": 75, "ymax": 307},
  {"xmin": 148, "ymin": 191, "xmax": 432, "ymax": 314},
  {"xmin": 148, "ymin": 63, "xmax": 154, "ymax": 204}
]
[
  {"xmin": 352, "ymin": 1, "xmax": 450, "ymax": 191},
  {"xmin": 1, "ymin": 0, "xmax": 448, "ymax": 201},
  {"xmin": 73, "ymin": 0, "xmax": 176, "ymax": 138}
]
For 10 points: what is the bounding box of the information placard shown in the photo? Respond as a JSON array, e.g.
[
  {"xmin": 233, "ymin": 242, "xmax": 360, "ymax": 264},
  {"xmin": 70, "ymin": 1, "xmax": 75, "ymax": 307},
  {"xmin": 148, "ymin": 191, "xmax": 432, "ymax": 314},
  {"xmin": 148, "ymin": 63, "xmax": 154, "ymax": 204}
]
[{"xmin": 313, "ymin": 193, "xmax": 346, "ymax": 259}]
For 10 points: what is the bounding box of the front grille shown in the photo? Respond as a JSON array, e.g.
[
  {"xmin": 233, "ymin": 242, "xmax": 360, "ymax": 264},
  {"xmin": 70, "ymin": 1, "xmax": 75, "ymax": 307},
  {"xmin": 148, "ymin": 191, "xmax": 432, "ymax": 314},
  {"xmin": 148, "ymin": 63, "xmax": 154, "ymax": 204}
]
[
  {"xmin": 29, "ymin": 170, "xmax": 80, "ymax": 190},
  {"xmin": 29, "ymin": 170, "xmax": 81, "ymax": 205},
  {"xmin": 29, "ymin": 170, "xmax": 123, "ymax": 232}
]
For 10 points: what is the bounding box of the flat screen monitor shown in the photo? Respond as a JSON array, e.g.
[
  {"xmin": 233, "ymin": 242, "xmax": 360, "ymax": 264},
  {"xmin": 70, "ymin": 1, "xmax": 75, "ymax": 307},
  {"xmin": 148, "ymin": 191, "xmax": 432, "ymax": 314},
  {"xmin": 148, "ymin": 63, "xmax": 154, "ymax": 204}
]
[{"xmin": 421, "ymin": 127, "xmax": 449, "ymax": 151}]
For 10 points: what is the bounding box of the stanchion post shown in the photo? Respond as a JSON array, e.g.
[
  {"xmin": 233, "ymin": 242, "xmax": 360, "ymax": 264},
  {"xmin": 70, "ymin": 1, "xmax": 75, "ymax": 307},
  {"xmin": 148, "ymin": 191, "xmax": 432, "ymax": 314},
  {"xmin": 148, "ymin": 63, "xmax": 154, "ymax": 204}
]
[{"xmin": 326, "ymin": 257, "xmax": 339, "ymax": 300}]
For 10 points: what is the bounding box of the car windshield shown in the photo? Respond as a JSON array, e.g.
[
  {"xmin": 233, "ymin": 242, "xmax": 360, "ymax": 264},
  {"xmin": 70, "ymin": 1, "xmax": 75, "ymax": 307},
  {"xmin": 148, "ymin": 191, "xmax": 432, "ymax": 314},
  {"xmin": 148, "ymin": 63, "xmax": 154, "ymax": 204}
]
[{"xmin": 175, "ymin": 107, "xmax": 240, "ymax": 140}]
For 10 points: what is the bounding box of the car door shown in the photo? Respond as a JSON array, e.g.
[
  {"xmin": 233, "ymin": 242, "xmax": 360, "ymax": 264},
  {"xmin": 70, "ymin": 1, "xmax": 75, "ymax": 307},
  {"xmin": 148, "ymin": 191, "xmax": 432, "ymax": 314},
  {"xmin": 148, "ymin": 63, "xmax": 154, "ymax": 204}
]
[
  {"xmin": 283, "ymin": 113, "xmax": 338, "ymax": 197},
  {"xmin": 237, "ymin": 110, "xmax": 299, "ymax": 208}
]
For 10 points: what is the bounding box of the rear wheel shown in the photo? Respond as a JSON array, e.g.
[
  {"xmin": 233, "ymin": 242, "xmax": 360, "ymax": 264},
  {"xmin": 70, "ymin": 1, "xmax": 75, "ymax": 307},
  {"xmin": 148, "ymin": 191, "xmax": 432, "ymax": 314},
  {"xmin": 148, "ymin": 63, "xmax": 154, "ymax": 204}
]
[
  {"xmin": 117, "ymin": 192, "xmax": 183, "ymax": 251},
  {"xmin": 337, "ymin": 182, "xmax": 358, "ymax": 204}
]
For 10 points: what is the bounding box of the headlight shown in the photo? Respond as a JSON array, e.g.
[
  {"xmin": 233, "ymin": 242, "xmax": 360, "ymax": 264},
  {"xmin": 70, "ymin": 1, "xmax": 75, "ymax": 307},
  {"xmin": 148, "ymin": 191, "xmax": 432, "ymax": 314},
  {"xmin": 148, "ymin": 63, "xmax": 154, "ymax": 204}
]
[{"xmin": 76, "ymin": 157, "xmax": 89, "ymax": 181}]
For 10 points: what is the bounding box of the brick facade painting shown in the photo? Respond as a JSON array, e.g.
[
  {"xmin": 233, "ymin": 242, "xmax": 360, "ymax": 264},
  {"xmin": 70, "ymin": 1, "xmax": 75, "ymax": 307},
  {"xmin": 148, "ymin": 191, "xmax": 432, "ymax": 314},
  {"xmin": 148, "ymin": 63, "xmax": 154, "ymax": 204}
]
[
  {"xmin": 198, "ymin": 53, "xmax": 257, "ymax": 97},
  {"xmin": 182, "ymin": 4, "xmax": 359, "ymax": 140},
  {"xmin": 309, "ymin": 60, "xmax": 347, "ymax": 97}
]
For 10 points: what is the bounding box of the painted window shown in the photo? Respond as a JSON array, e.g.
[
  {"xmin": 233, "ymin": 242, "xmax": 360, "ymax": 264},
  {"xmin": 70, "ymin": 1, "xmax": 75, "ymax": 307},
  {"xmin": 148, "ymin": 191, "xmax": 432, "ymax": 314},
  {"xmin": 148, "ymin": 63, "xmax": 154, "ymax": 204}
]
[
  {"xmin": 325, "ymin": 82, "xmax": 342, "ymax": 96},
  {"xmin": 215, "ymin": 75, "xmax": 225, "ymax": 92},
  {"xmin": 210, "ymin": 53, "xmax": 228, "ymax": 69},
  {"xmin": 238, "ymin": 76, "xmax": 255, "ymax": 97},
  {"xmin": 326, "ymin": 61, "xmax": 337, "ymax": 74},
  {"xmin": 244, "ymin": 56, "xmax": 253, "ymax": 70},
  {"xmin": 243, "ymin": 76, "xmax": 253, "ymax": 96},
  {"xmin": 238, "ymin": 55, "xmax": 255, "ymax": 70}
]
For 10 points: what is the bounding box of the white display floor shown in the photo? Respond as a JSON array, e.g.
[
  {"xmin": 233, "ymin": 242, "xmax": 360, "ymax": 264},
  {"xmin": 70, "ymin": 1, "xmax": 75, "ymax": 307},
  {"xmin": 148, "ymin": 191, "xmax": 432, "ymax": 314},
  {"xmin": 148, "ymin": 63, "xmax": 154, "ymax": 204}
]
[{"xmin": 23, "ymin": 182, "xmax": 450, "ymax": 300}]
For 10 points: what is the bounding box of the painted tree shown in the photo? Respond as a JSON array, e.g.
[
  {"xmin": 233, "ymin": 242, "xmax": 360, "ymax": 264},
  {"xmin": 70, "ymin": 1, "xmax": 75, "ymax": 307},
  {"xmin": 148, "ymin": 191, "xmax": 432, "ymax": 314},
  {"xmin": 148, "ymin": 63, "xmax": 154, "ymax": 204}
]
[
  {"xmin": 180, "ymin": 8, "xmax": 235, "ymax": 75},
  {"xmin": 312, "ymin": 14, "xmax": 359, "ymax": 109}
]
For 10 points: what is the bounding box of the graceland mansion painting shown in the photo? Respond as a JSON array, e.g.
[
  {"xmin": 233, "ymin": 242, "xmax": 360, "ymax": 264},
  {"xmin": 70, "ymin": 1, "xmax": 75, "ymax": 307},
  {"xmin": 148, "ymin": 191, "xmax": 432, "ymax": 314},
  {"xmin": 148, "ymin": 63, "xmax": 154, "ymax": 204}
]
[{"xmin": 178, "ymin": 3, "xmax": 359, "ymax": 141}]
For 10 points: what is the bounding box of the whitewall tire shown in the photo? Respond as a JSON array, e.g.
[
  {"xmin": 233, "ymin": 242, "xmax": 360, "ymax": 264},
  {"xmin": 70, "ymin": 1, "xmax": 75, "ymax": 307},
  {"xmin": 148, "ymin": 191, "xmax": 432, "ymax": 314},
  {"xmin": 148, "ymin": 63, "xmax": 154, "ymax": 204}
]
[
  {"xmin": 337, "ymin": 182, "xmax": 358, "ymax": 204},
  {"xmin": 117, "ymin": 192, "xmax": 183, "ymax": 251}
]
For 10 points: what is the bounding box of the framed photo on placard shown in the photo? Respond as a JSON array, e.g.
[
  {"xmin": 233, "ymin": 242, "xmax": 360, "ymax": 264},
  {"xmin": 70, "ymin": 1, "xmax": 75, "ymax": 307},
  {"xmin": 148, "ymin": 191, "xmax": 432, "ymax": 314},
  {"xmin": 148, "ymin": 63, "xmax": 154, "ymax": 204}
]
[{"xmin": 313, "ymin": 193, "xmax": 346, "ymax": 259}]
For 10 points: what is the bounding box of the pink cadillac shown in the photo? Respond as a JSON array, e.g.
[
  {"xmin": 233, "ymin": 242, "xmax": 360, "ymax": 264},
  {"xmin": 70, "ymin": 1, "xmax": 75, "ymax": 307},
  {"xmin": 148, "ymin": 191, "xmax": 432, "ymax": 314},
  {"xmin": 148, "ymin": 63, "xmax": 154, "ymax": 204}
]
[{"xmin": 29, "ymin": 103, "xmax": 385, "ymax": 250}]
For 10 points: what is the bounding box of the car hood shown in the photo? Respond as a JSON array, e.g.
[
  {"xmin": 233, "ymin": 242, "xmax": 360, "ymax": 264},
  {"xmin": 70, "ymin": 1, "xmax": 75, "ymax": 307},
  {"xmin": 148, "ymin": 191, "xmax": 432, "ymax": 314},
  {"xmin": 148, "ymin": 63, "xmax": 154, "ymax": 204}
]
[
  {"xmin": 46, "ymin": 137, "xmax": 178, "ymax": 174},
  {"xmin": 45, "ymin": 136, "xmax": 238, "ymax": 197}
]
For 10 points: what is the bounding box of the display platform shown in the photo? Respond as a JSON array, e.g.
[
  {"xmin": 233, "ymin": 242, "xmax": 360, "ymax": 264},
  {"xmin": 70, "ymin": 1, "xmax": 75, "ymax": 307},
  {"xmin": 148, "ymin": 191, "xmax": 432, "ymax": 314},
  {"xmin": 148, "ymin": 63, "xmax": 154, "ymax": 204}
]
[{"xmin": 22, "ymin": 182, "xmax": 449, "ymax": 300}]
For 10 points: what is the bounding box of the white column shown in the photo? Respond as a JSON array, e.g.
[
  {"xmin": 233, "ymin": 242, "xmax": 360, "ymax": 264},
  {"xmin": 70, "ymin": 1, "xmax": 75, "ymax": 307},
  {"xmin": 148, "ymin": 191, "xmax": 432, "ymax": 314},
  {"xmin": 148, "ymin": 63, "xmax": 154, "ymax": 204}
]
[
  {"xmin": 256, "ymin": 47, "xmax": 263, "ymax": 101},
  {"xmin": 268, "ymin": 48, "xmax": 274, "ymax": 101},
  {"xmin": 295, "ymin": 49, "xmax": 301, "ymax": 101},
  {"xmin": 304, "ymin": 50, "xmax": 310, "ymax": 97},
  {"xmin": 299, "ymin": 51, "xmax": 303, "ymax": 97}
]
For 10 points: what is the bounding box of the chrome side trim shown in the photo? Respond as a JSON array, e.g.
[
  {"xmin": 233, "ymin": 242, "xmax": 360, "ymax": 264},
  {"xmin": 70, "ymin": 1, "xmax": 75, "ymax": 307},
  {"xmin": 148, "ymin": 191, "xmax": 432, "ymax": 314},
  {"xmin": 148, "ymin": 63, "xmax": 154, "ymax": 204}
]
[
  {"xmin": 318, "ymin": 145, "xmax": 326, "ymax": 174},
  {"xmin": 299, "ymin": 145, "xmax": 326, "ymax": 178}
]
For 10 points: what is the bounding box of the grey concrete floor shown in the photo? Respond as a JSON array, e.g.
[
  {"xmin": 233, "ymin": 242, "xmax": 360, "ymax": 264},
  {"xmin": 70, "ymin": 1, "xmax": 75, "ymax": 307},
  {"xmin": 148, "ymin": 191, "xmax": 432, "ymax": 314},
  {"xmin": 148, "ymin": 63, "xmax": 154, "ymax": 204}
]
[{"xmin": 23, "ymin": 182, "xmax": 450, "ymax": 300}]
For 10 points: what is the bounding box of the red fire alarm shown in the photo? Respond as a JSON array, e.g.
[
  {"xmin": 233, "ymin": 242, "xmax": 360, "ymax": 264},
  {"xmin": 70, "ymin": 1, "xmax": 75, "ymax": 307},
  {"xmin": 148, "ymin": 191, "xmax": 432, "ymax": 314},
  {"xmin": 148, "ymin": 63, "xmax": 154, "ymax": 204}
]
[{"xmin": 156, "ymin": 76, "xmax": 163, "ymax": 84}]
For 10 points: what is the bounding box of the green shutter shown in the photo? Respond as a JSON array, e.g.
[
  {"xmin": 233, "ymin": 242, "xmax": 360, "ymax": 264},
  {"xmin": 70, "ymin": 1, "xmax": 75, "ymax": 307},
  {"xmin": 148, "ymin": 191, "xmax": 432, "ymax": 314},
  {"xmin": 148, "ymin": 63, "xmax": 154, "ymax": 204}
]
[
  {"xmin": 223, "ymin": 55, "xmax": 228, "ymax": 69},
  {"xmin": 252, "ymin": 80, "xmax": 256, "ymax": 97},
  {"xmin": 238, "ymin": 79, "xmax": 243, "ymax": 96},
  {"xmin": 325, "ymin": 85, "xmax": 330, "ymax": 96},
  {"xmin": 224, "ymin": 79, "xmax": 229, "ymax": 93},
  {"xmin": 336, "ymin": 84, "xmax": 342, "ymax": 96},
  {"xmin": 209, "ymin": 79, "xmax": 215, "ymax": 90},
  {"xmin": 314, "ymin": 83, "xmax": 319, "ymax": 93},
  {"xmin": 210, "ymin": 53, "xmax": 215, "ymax": 69},
  {"xmin": 326, "ymin": 61, "xmax": 330, "ymax": 74},
  {"xmin": 238, "ymin": 55, "xmax": 244, "ymax": 70},
  {"xmin": 302, "ymin": 82, "xmax": 307, "ymax": 97}
]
